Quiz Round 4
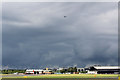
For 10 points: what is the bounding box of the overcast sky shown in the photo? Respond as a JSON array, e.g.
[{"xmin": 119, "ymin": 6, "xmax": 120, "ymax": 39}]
[{"xmin": 2, "ymin": 2, "xmax": 118, "ymax": 68}]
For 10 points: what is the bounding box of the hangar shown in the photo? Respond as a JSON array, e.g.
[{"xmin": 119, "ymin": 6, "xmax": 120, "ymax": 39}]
[{"xmin": 85, "ymin": 65, "xmax": 120, "ymax": 74}]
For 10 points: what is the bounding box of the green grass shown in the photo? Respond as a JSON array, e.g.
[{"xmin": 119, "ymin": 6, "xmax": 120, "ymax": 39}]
[{"xmin": 2, "ymin": 74, "xmax": 119, "ymax": 78}]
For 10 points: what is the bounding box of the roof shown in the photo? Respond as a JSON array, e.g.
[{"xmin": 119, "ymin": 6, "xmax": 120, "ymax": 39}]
[
  {"xmin": 26, "ymin": 69, "xmax": 43, "ymax": 71},
  {"xmin": 94, "ymin": 66, "xmax": 120, "ymax": 69},
  {"xmin": 26, "ymin": 69, "xmax": 52, "ymax": 72}
]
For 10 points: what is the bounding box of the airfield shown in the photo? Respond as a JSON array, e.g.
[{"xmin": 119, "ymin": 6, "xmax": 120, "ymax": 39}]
[
  {"xmin": 1, "ymin": 78, "xmax": 119, "ymax": 80},
  {"xmin": 1, "ymin": 74, "xmax": 119, "ymax": 80}
]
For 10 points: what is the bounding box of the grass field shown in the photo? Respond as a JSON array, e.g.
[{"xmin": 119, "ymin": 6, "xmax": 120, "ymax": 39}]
[
  {"xmin": 1, "ymin": 74, "xmax": 119, "ymax": 78},
  {"xmin": 1, "ymin": 78, "xmax": 119, "ymax": 80}
]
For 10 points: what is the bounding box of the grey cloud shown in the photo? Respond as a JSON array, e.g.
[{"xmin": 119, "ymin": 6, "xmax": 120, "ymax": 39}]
[{"xmin": 2, "ymin": 2, "xmax": 118, "ymax": 68}]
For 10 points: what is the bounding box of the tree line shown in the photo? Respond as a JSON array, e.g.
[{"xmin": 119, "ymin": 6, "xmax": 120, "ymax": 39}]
[{"xmin": 1, "ymin": 69, "xmax": 25, "ymax": 74}]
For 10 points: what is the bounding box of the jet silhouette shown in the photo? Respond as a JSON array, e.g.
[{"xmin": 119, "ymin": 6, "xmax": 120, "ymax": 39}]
[{"xmin": 64, "ymin": 16, "xmax": 67, "ymax": 18}]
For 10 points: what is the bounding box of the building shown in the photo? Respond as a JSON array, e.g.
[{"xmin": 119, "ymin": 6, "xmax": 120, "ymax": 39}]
[
  {"xmin": 77, "ymin": 68, "xmax": 85, "ymax": 72},
  {"xmin": 25, "ymin": 69, "xmax": 43, "ymax": 74},
  {"xmin": 25, "ymin": 68, "xmax": 52, "ymax": 74},
  {"xmin": 85, "ymin": 65, "xmax": 120, "ymax": 74},
  {"xmin": 87, "ymin": 70, "xmax": 97, "ymax": 74}
]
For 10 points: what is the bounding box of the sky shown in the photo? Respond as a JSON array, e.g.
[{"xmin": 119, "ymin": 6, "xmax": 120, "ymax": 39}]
[{"xmin": 2, "ymin": 2, "xmax": 118, "ymax": 68}]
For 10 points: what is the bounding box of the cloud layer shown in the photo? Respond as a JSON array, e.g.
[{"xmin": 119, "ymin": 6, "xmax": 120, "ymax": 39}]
[{"xmin": 2, "ymin": 2, "xmax": 118, "ymax": 68}]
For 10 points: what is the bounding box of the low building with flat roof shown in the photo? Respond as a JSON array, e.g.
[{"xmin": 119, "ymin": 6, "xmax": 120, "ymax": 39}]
[
  {"xmin": 85, "ymin": 65, "xmax": 120, "ymax": 74},
  {"xmin": 25, "ymin": 69, "xmax": 52, "ymax": 74}
]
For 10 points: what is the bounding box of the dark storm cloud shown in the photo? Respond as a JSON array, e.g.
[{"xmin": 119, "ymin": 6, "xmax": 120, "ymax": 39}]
[{"xmin": 2, "ymin": 2, "xmax": 118, "ymax": 68}]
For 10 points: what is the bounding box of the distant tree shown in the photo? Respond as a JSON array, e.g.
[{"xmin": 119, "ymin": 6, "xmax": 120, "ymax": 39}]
[
  {"xmin": 67, "ymin": 67, "xmax": 74, "ymax": 73},
  {"xmin": 60, "ymin": 69, "xmax": 66, "ymax": 73},
  {"xmin": 73, "ymin": 67, "xmax": 77, "ymax": 72},
  {"xmin": 2, "ymin": 69, "xmax": 26, "ymax": 74}
]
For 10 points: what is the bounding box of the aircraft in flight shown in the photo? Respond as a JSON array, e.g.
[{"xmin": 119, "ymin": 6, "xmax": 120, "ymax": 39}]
[{"xmin": 64, "ymin": 16, "xmax": 67, "ymax": 18}]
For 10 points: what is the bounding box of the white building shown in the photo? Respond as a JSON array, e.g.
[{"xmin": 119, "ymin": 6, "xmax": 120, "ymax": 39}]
[
  {"xmin": 25, "ymin": 68, "xmax": 52, "ymax": 74},
  {"xmin": 87, "ymin": 71, "xmax": 97, "ymax": 74},
  {"xmin": 25, "ymin": 69, "xmax": 43, "ymax": 74},
  {"xmin": 77, "ymin": 68, "xmax": 84, "ymax": 72}
]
